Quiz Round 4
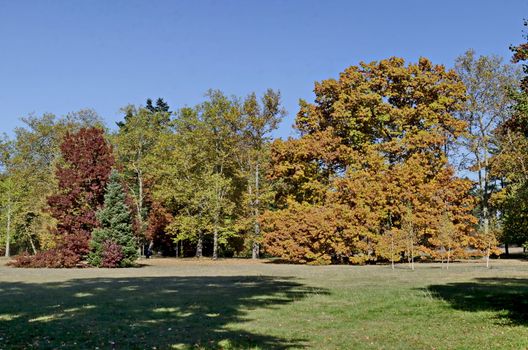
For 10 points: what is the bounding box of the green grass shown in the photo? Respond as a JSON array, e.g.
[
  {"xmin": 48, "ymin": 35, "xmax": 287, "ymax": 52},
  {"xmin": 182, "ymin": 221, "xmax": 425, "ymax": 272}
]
[{"xmin": 1, "ymin": 259, "xmax": 528, "ymax": 349}]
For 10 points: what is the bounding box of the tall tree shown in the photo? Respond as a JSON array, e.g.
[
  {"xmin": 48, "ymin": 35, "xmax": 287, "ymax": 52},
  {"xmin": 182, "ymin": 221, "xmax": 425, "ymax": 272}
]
[
  {"xmin": 146, "ymin": 98, "xmax": 171, "ymax": 115},
  {"xmin": 150, "ymin": 92, "xmax": 242, "ymax": 258},
  {"xmin": 0, "ymin": 174, "xmax": 25, "ymax": 257},
  {"xmin": 231, "ymin": 90, "xmax": 285, "ymax": 258},
  {"xmin": 490, "ymin": 22, "xmax": 528, "ymax": 249},
  {"xmin": 2, "ymin": 112, "xmax": 104, "ymax": 256},
  {"xmin": 198, "ymin": 90, "xmax": 239, "ymax": 259},
  {"xmin": 89, "ymin": 171, "xmax": 138, "ymax": 267},
  {"xmin": 47, "ymin": 127, "xmax": 114, "ymax": 264},
  {"xmin": 263, "ymin": 57, "xmax": 477, "ymax": 264},
  {"xmin": 454, "ymin": 50, "xmax": 520, "ymax": 254},
  {"xmin": 114, "ymin": 101, "xmax": 171, "ymax": 254}
]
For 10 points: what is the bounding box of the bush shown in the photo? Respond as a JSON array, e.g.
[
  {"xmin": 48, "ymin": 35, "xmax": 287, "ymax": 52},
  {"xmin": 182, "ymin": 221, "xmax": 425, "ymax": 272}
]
[
  {"xmin": 10, "ymin": 248, "xmax": 82, "ymax": 268},
  {"xmin": 101, "ymin": 241, "xmax": 124, "ymax": 268}
]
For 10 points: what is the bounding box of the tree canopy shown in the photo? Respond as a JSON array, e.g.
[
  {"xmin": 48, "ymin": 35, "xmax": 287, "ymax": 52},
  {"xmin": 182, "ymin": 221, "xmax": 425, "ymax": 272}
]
[{"xmin": 4, "ymin": 34, "xmax": 528, "ymax": 266}]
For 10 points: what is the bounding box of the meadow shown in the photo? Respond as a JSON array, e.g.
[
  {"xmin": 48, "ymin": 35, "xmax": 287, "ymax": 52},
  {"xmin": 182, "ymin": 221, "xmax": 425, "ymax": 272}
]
[{"xmin": 1, "ymin": 258, "xmax": 527, "ymax": 349}]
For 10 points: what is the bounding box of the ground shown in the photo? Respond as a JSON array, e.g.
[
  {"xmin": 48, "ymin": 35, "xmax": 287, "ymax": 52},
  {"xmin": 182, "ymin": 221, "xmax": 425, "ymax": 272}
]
[{"xmin": 0, "ymin": 258, "xmax": 528, "ymax": 349}]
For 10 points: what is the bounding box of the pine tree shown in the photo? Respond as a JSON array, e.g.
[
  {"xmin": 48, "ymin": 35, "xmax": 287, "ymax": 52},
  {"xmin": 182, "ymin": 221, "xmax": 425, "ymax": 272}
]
[{"xmin": 89, "ymin": 171, "xmax": 138, "ymax": 267}]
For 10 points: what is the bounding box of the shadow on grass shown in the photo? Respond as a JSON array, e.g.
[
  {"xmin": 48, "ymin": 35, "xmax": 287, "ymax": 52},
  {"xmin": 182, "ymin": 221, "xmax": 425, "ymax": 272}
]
[
  {"xmin": 426, "ymin": 278, "xmax": 528, "ymax": 325},
  {"xmin": 0, "ymin": 275, "xmax": 325, "ymax": 349},
  {"xmin": 499, "ymin": 252, "xmax": 528, "ymax": 260}
]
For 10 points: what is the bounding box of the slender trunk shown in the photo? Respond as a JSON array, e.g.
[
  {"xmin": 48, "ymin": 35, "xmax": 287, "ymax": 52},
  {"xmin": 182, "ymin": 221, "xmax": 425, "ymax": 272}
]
[
  {"xmin": 447, "ymin": 247, "xmax": 450, "ymax": 270},
  {"xmin": 213, "ymin": 227, "xmax": 219, "ymax": 260},
  {"xmin": 196, "ymin": 232, "xmax": 203, "ymax": 258},
  {"xmin": 27, "ymin": 233, "xmax": 37, "ymax": 255},
  {"xmin": 410, "ymin": 235, "xmax": 414, "ymax": 271},
  {"xmin": 252, "ymin": 164, "xmax": 260, "ymax": 259},
  {"xmin": 5, "ymin": 202, "xmax": 11, "ymax": 257},
  {"xmin": 388, "ymin": 212, "xmax": 394, "ymax": 270},
  {"xmin": 505, "ymin": 243, "xmax": 509, "ymax": 256},
  {"xmin": 390, "ymin": 231, "xmax": 394, "ymax": 270},
  {"xmin": 486, "ymin": 242, "xmax": 490, "ymax": 269},
  {"xmin": 148, "ymin": 240, "xmax": 154, "ymax": 257},
  {"xmin": 476, "ymin": 146, "xmax": 492, "ymax": 269},
  {"xmin": 252, "ymin": 241, "xmax": 260, "ymax": 260},
  {"xmin": 138, "ymin": 172, "xmax": 144, "ymax": 228},
  {"xmin": 212, "ymin": 179, "xmax": 221, "ymax": 260},
  {"xmin": 137, "ymin": 170, "xmax": 145, "ymax": 256},
  {"xmin": 484, "ymin": 213, "xmax": 490, "ymax": 269},
  {"xmin": 129, "ymin": 165, "xmax": 145, "ymax": 257}
]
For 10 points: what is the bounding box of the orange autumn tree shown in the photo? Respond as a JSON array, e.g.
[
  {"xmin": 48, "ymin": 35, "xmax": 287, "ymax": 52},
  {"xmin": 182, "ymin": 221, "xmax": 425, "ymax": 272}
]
[{"xmin": 262, "ymin": 57, "xmax": 478, "ymax": 264}]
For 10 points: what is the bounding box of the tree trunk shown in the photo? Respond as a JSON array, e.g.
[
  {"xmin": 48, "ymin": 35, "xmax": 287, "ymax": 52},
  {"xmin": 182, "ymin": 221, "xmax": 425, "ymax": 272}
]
[
  {"xmin": 4, "ymin": 203, "xmax": 11, "ymax": 257},
  {"xmin": 27, "ymin": 233, "xmax": 37, "ymax": 255},
  {"xmin": 390, "ymin": 232, "xmax": 394, "ymax": 270},
  {"xmin": 388, "ymin": 213, "xmax": 394, "ymax": 270},
  {"xmin": 505, "ymin": 243, "xmax": 509, "ymax": 256},
  {"xmin": 138, "ymin": 171, "xmax": 144, "ymax": 229},
  {"xmin": 447, "ymin": 247, "xmax": 450, "ymax": 270},
  {"xmin": 213, "ymin": 227, "xmax": 218, "ymax": 260},
  {"xmin": 484, "ymin": 214, "xmax": 490, "ymax": 269},
  {"xmin": 252, "ymin": 164, "xmax": 260, "ymax": 259},
  {"xmin": 486, "ymin": 243, "xmax": 490, "ymax": 269},
  {"xmin": 148, "ymin": 240, "xmax": 154, "ymax": 257},
  {"xmin": 196, "ymin": 232, "xmax": 203, "ymax": 258},
  {"xmin": 252, "ymin": 241, "xmax": 260, "ymax": 260},
  {"xmin": 410, "ymin": 236, "xmax": 414, "ymax": 271},
  {"xmin": 137, "ymin": 171, "xmax": 145, "ymax": 255}
]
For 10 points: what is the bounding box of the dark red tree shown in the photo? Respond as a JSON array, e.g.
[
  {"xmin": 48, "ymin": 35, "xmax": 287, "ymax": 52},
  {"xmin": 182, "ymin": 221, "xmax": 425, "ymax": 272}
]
[{"xmin": 47, "ymin": 127, "xmax": 115, "ymax": 264}]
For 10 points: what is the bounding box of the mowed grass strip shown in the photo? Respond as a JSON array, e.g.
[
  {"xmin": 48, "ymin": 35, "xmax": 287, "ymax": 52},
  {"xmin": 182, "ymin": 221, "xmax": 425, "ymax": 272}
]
[{"xmin": 0, "ymin": 259, "xmax": 527, "ymax": 349}]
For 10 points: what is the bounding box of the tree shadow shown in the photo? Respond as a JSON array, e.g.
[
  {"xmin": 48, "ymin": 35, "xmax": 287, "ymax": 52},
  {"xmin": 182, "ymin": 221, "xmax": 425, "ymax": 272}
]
[
  {"xmin": 425, "ymin": 278, "xmax": 528, "ymax": 326},
  {"xmin": 0, "ymin": 275, "xmax": 325, "ymax": 349}
]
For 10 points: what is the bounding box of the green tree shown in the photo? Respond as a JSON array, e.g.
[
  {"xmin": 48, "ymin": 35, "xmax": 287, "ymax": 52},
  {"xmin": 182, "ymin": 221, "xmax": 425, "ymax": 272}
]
[
  {"xmin": 490, "ymin": 22, "xmax": 528, "ymax": 249},
  {"xmin": 233, "ymin": 90, "xmax": 285, "ymax": 258},
  {"xmin": 7, "ymin": 111, "xmax": 104, "ymax": 253},
  {"xmin": 0, "ymin": 176, "xmax": 18, "ymax": 257},
  {"xmin": 89, "ymin": 171, "xmax": 138, "ymax": 267},
  {"xmin": 114, "ymin": 102, "xmax": 171, "ymax": 254},
  {"xmin": 151, "ymin": 94, "xmax": 239, "ymax": 258},
  {"xmin": 454, "ymin": 50, "xmax": 520, "ymax": 253},
  {"xmin": 146, "ymin": 97, "xmax": 171, "ymax": 115}
]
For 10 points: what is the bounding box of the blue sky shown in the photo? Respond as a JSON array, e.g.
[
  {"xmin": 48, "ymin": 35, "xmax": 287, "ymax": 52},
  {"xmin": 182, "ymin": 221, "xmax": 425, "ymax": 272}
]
[{"xmin": 0, "ymin": 0, "xmax": 527, "ymax": 138}]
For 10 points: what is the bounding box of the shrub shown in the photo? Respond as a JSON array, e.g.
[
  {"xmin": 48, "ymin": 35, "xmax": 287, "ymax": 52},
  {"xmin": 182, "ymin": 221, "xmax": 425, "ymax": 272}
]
[
  {"xmin": 101, "ymin": 241, "xmax": 124, "ymax": 268},
  {"xmin": 10, "ymin": 248, "xmax": 82, "ymax": 268}
]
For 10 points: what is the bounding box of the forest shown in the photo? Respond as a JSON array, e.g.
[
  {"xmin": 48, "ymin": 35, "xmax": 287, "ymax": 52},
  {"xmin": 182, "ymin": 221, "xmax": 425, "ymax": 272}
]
[{"xmin": 2, "ymin": 28, "xmax": 528, "ymax": 268}]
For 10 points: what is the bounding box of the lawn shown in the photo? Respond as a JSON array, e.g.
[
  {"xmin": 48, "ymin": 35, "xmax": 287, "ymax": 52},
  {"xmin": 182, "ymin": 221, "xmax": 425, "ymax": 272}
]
[{"xmin": 0, "ymin": 258, "xmax": 528, "ymax": 349}]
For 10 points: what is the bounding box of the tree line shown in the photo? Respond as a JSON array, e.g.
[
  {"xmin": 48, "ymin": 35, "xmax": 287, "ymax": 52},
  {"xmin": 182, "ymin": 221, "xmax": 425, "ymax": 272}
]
[{"xmin": 2, "ymin": 25, "xmax": 528, "ymax": 266}]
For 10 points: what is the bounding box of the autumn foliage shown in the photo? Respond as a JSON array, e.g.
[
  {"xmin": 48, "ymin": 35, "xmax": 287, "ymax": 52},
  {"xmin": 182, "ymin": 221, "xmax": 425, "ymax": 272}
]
[
  {"xmin": 12, "ymin": 127, "xmax": 114, "ymax": 267},
  {"xmin": 262, "ymin": 57, "xmax": 479, "ymax": 264},
  {"xmin": 8, "ymin": 53, "xmax": 524, "ymax": 267}
]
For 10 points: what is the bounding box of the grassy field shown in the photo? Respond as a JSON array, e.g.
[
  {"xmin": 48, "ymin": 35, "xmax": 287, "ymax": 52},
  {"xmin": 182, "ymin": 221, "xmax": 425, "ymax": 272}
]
[{"xmin": 0, "ymin": 258, "xmax": 528, "ymax": 349}]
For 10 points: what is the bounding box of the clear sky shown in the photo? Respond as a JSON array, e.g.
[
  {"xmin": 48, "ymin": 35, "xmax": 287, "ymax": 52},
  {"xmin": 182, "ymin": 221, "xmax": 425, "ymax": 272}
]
[{"xmin": 0, "ymin": 0, "xmax": 527, "ymax": 138}]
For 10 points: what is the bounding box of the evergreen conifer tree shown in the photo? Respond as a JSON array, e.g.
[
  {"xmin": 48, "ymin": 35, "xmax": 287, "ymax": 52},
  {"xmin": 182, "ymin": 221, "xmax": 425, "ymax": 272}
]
[{"xmin": 89, "ymin": 171, "xmax": 138, "ymax": 267}]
